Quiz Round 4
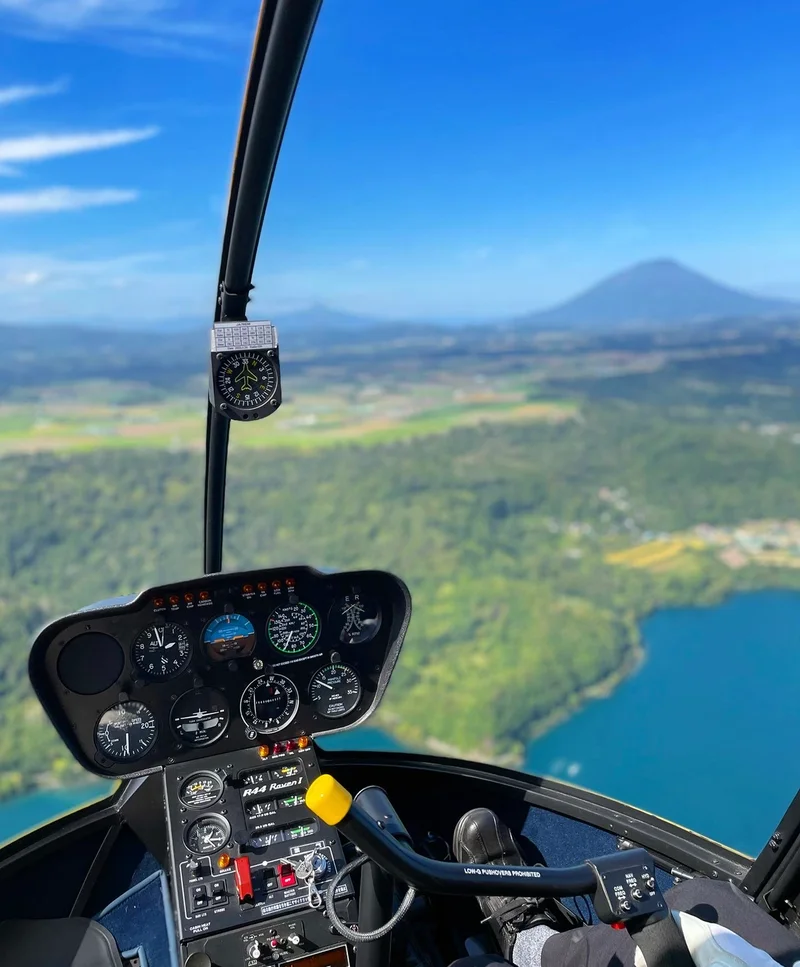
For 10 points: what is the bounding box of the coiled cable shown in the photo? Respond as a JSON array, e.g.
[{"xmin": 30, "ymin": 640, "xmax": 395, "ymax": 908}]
[{"xmin": 324, "ymin": 853, "xmax": 417, "ymax": 943}]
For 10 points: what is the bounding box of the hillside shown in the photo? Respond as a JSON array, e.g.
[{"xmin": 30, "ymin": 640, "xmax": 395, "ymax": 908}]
[
  {"xmin": 519, "ymin": 259, "xmax": 800, "ymax": 329},
  {"xmin": 4, "ymin": 355, "xmax": 800, "ymax": 793}
]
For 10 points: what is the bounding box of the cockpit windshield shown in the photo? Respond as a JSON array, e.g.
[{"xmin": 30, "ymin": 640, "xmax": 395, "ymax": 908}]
[{"xmin": 1, "ymin": 0, "xmax": 800, "ymax": 861}]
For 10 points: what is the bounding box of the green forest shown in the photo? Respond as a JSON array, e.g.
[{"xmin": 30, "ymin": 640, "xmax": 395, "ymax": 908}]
[{"xmin": 4, "ymin": 352, "xmax": 800, "ymax": 798}]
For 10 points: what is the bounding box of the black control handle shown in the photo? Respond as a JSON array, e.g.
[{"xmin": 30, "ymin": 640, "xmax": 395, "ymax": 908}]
[{"xmin": 338, "ymin": 798, "xmax": 596, "ymax": 898}]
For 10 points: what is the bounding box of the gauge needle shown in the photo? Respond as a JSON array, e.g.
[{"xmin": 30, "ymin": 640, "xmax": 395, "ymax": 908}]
[
  {"xmin": 285, "ymin": 631, "xmax": 294, "ymax": 645},
  {"xmin": 125, "ymin": 732, "xmax": 130, "ymax": 756},
  {"xmin": 317, "ymin": 680, "xmax": 334, "ymax": 689},
  {"xmin": 154, "ymin": 626, "xmax": 163, "ymax": 647}
]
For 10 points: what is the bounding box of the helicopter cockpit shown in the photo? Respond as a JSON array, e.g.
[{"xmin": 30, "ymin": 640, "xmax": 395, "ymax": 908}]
[{"xmin": 3, "ymin": 3, "xmax": 800, "ymax": 967}]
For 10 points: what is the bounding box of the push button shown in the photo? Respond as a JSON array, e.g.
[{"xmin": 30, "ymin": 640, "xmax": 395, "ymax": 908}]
[
  {"xmin": 211, "ymin": 881, "xmax": 228, "ymax": 905},
  {"xmin": 278, "ymin": 863, "xmax": 296, "ymax": 888}
]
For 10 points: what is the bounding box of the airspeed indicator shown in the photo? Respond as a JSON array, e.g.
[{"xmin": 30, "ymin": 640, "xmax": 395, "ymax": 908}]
[{"xmin": 267, "ymin": 602, "xmax": 320, "ymax": 655}]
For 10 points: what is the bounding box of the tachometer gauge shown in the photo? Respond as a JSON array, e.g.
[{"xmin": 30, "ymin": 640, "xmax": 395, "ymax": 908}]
[
  {"xmin": 333, "ymin": 591, "xmax": 382, "ymax": 645},
  {"xmin": 240, "ymin": 673, "xmax": 299, "ymax": 734},
  {"xmin": 309, "ymin": 663, "xmax": 361, "ymax": 718},
  {"xmin": 132, "ymin": 623, "xmax": 191, "ymax": 680},
  {"xmin": 267, "ymin": 602, "xmax": 320, "ymax": 655},
  {"xmin": 95, "ymin": 701, "xmax": 157, "ymax": 762},
  {"xmin": 185, "ymin": 815, "xmax": 230, "ymax": 855},
  {"xmin": 179, "ymin": 772, "xmax": 224, "ymax": 809},
  {"xmin": 170, "ymin": 687, "xmax": 229, "ymax": 747},
  {"xmin": 216, "ymin": 350, "xmax": 278, "ymax": 409},
  {"xmin": 203, "ymin": 613, "xmax": 256, "ymax": 661}
]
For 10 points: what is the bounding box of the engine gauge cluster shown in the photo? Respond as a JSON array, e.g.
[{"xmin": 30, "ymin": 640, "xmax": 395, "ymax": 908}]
[{"xmin": 30, "ymin": 566, "xmax": 411, "ymax": 778}]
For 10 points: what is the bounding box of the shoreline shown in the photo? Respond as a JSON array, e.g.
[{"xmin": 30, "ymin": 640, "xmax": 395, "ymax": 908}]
[{"xmin": 379, "ymin": 581, "xmax": 800, "ymax": 771}]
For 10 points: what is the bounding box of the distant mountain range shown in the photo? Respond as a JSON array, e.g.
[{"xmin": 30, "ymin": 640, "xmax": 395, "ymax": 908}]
[
  {"xmin": 3, "ymin": 259, "xmax": 799, "ymax": 343},
  {"xmin": 273, "ymin": 260, "xmax": 800, "ymax": 334},
  {"xmin": 515, "ymin": 259, "xmax": 800, "ymax": 330}
]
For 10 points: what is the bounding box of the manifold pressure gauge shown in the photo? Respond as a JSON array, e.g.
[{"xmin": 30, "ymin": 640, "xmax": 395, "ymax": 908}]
[{"xmin": 209, "ymin": 320, "xmax": 281, "ymax": 421}]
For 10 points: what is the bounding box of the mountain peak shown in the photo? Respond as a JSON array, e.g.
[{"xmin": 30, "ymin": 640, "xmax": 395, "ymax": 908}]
[{"xmin": 521, "ymin": 259, "xmax": 799, "ymax": 330}]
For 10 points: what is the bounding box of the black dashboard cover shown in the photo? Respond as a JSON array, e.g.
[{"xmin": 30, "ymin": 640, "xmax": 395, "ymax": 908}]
[{"xmin": 29, "ymin": 566, "xmax": 411, "ymax": 779}]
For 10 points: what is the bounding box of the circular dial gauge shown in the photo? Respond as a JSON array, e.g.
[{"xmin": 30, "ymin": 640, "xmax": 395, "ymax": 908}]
[
  {"xmin": 240, "ymin": 674, "xmax": 299, "ymax": 734},
  {"xmin": 334, "ymin": 591, "xmax": 382, "ymax": 645},
  {"xmin": 170, "ymin": 688, "xmax": 229, "ymax": 747},
  {"xmin": 309, "ymin": 663, "xmax": 362, "ymax": 719},
  {"xmin": 203, "ymin": 613, "xmax": 256, "ymax": 661},
  {"xmin": 179, "ymin": 772, "xmax": 224, "ymax": 809},
  {"xmin": 267, "ymin": 602, "xmax": 320, "ymax": 655},
  {"xmin": 216, "ymin": 351, "xmax": 277, "ymax": 409},
  {"xmin": 95, "ymin": 701, "xmax": 157, "ymax": 762},
  {"xmin": 132, "ymin": 623, "xmax": 191, "ymax": 680},
  {"xmin": 185, "ymin": 815, "xmax": 230, "ymax": 855}
]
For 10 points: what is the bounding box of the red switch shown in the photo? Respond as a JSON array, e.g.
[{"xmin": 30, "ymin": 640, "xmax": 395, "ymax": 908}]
[
  {"xmin": 234, "ymin": 856, "xmax": 254, "ymax": 902},
  {"xmin": 278, "ymin": 863, "xmax": 296, "ymax": 888}
]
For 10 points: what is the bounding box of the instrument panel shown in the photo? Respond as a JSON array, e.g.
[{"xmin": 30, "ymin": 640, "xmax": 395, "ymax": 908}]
[{"xmin": 29, "ymin": 567, "xmax": 410, "ymax": 778}]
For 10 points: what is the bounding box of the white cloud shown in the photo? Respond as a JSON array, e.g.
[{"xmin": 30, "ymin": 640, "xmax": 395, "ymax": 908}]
[
  {"xmin": 0, "ymin": 187, "xmax": 137, "ymax": 214},
  {"xmin": 0, "ymin": 76, "xmax": 68, "ymax": 106},
  {"xmin": 0, "ymin": 248, "xmax": 214, "ymax": 322},
  {"xmin": 0, "ymin": 0, "xmax": 255, "ymax": 58},
  {"xmin": 0, "ymin": 1, "xmax": 162, "ymax": 29},
  {"xmin": 0, "ymin": 126, "xmax": 158, "ymax": 164},
  {"xmin": 8, "ymin": 268, "xmax": 45, "ymax": 285}
]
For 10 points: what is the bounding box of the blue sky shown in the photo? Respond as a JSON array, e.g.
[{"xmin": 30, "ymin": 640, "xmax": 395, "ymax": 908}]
[{"xmin": 1, "ymin": 0, "xmax": 800, "ymax": 324}]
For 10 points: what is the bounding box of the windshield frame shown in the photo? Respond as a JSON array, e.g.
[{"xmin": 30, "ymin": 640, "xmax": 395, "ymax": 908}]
[{"xmin": 203, "ymin": 0, "xmax": 322, "ymax": 574}]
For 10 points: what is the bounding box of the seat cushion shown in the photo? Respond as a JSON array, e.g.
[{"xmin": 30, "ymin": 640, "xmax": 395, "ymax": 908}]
[{"xmin": 0, "ymin": 918, "xmax": 123, "ymax": 967}]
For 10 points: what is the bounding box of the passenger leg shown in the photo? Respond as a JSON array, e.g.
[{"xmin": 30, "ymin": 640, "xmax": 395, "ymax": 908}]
[{"xmin": 539, "ymin": 879, "xmax": 800, "ymax": 967}]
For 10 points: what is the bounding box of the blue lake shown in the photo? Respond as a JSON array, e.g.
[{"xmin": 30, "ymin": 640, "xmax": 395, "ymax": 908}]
[
  {"xmin": 2, "ymin": 591, "xmax": 798, "ymax": 856},
  {"xmin": 0, "ymin": 783, "xmax": 112, "ymax": 845},
  {"xmin": 525, "ymin": 590, "xmax": 800, "ymax": 857}
]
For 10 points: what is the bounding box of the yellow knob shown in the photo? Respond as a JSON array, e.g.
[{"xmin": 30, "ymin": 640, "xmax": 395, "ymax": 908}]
[{"xmin": 305, "ymin": 774, "xmax": 353, "ymax": 826}]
